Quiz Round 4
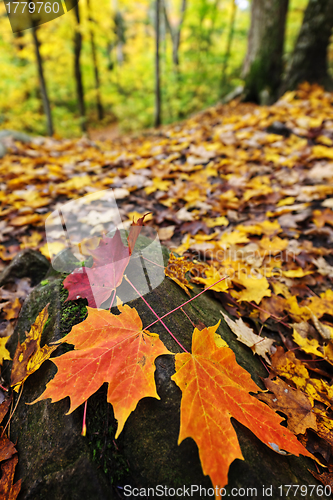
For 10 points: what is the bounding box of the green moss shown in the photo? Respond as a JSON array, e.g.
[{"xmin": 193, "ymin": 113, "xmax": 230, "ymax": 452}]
[
  {"xmin": 59, "ymin": 282, "xmax": 88, "ymax": 337},
  {"xmin": 86, "ymin": 388, "xmax": 131, "ymax": 487}
]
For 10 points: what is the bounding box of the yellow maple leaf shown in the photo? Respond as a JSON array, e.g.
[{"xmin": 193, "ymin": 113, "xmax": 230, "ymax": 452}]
[
  {"xmin": 145, "ymin": 178, "xmax": 171, "ymax": 195},
  {"xmin": 126, "ymin": 211, "xmax": 153, "ymax": 223},
  {"xmin": 204, "ymin": 216, "xmax": 229, "ymax": 228},
  {"xmin": 259, "ymin": 236, "xmax": 289, "ymax": 255},
  {"xmin": 276, "ymin": 197, "xmax": 296, "ymax": 207},
  {"xmin": 218, "ymin": 231, "xmax": 249, "ymax": 248},
  {"xmin": 0, "ymin": 337, "xmax": 11, "ymax": 365},
  {"xmin": 271, "ymin": 347, "xmax": 333, "ymax": 407},
  {"xmin": 282, "ymin": 268, "xmax": 312, "ymax": 278},
  {"xmin": 165, "ymin": 253, "xmax": 194, "ymax": 296},
  {"xmin": 292, "ymin": 329, "xmax": 323, "ymax": 358},
  {"xmin": 39, "ymin": 241, "xmax": 66, "ymax": 259},
  {"xmin": 11, "ymin": 304, "xmax": 58, "ymax": 391},
  {"xmin": 233, "ymin": 273, "xmax": 271, "ymax": 304},
  {"xmin": 312, "ymin": 145, "xmax": 333, "ymax": 160},
  {"xmin": 237, "ymin": 220, "xmax": 281, "ymax": 236},
  {"xmin": 192, "ymin": 267, "xmax": 229, "ymax": 293}
]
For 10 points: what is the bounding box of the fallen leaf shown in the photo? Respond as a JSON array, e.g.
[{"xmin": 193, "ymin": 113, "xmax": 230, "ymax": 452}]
[
  {"xmin": 9, "ymin": 214, "xmax": 41, "ymax": 227},
  {"xmin": 0, "ymin": 338, "xmax": 11, "ymax": 365},
  {"xmin": 221, "ymin": 311, "xmax": 274, "ymax": 363},
  {"xmin": 0, "ymin": 435, "xmax": 17, "ymax": 463},
  {"xmin": 2, "ymin": 298, "xmax": 21, "ymax": 321},
  {"xmin": 30, "ymin": 304, "xmax": 172, "ymax": 438},
  {"xmin": 310, "ymin": 470, "xmax": 333, "ymax": 489},
  {"xmin": 165, "ymin": 253, "xmax": 193, "ymax": 296},
  {"xmin": 10, "ymin": 304, "xmax": 58, "ymax": 391},
  {"xmin": 0, "ymin": 396, "xmax": 12, "ymax": 424},
  {"xmin": 0, "ymin": 455, "xmax": 21, "ymax": 500},
  {"xmin": 158, "ymin": 226, "xmax": 175, "ymax": 241},
  {"xmin": 172, "ymin": 324, "xmax": 313, "ymax": 493},
  {"xmin": 256, "ymin": 377, "xmax": 317, "ymax": 434},
  {"xmin": 64, "ymin": 215, "xmax": 149, "ymax": 307},
  {"xmin": 192, "ymin": 266, "xmax": 229, "ymax": 293},
  {"xmin": 292, "ymin": 328, "xmax": 324, "ymax": 357},
  {"xmin": 233, "ymin": 273, "xmax": 271, "ymax": 304},
  {"xmin": 270, "ymin": 346, "xmax": 333, "ymax": 407}
]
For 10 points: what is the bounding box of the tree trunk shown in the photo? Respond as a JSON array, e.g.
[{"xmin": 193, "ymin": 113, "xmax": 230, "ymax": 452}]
[
  {"xmin": 163, "ymin": 0, "xmax": 187, "ymax": 67},
  {"xmin": 221, "ymin": 0, "xmax": 237, "ymax": 92},
  {"xmin": 86, "ymin": 0, "xmax": 104, "ymax": 120},
  {"xmin": 154, "ymin": 0, "xmax": 162, "ymax": 128},
  {"xmin": 74, "ymin": 4, "xmax": 86, "ymax": 132},
  {"xmin": 32, "ymin": 27, "xmax": 54, "ymax": 136},
  {"xmin": 242, "ymin": 0, "xmax": 289, "ymax": 103},
  {"xmin": 112, "ymin": 0, "xmax": 125, "ymax": 66},
  {"xmin": 282, "ymin": 0, "xmax": 333, "ymax": 93}
]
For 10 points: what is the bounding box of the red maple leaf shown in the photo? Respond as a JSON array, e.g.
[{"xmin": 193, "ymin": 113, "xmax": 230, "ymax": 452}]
[{"xmin": 63, "ymin": 214, "xmax": 149, "ymax": 307}]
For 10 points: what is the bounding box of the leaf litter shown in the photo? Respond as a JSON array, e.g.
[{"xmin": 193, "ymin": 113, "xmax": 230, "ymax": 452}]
[{"xmin": 2, "ymin": 83, "xmax": 333, "ymax": 491}]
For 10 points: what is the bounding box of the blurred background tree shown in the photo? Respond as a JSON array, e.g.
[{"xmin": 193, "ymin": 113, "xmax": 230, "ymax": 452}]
[{"xmin": 0, "ymin": 0, "xmax": 332, "ymax": 137}]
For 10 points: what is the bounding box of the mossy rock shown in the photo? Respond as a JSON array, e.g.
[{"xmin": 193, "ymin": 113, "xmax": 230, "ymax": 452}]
[
  {"xmin": 0, "ymin": 249, "xmax": 50, "ymax": 287},
  {"xmin": 7, "ymin": 239, "xmax": 322, "ymax": 500}
]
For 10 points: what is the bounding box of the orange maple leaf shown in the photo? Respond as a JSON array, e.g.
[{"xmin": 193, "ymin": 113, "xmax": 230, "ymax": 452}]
[
  {"xmin": 31, "ymin": 304, "xmax": 172, "ymax": 438},
  {"xmin": 172, "ymin": 323, "xmax": 313, "ymax": 496}
]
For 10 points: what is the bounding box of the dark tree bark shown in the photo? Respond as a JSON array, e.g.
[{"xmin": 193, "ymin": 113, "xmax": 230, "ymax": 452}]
[
  {"xmin": 282, "ymin": 0, "xmax": 333, "ymax": 92},
  {"xmin": 154, "ymin": 0, "xmax": 162, "ymax": 128},
  {"xmin": 86, "ymin": 0, "xmax": 104, "ymax": 120},
  {"xmin": 221, "ymin": 0, "xmax": 237, "ymax": 91},
  {"xmin": 73, "ymin": 4, "xmax": 86, "ymax": 132},
  {"xmin": 242, "ymin": 0, "xmax": 289, "ymax": 103},
  {"xmin": 32, "ymin": 27, "xmax": 54, "ymax": 136}
]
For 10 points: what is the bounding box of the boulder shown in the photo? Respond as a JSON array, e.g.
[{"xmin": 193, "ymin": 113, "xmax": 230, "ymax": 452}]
[
  {"xmin": 5, "ymin": 239, "xmax": 321, "ymax": 500},
  {"xmin": 0, "ymin": 130, "xmax": 32, "ymax": 142},
  {"xmin": 0, "ymin": 130, "xmax": 32, "ymax": 158},
  {"xmin": 0, "ymin": 249, "xmax": 50, "ymax": 287}
]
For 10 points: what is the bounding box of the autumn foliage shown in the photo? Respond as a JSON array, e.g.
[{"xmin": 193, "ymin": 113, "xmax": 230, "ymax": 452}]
[{"xmin": 3, "ymin": 85, "xmax": 333, "ymax": 493}]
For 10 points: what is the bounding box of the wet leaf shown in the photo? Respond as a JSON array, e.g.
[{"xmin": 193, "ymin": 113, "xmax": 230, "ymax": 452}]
[{"xmin": 30, "ymin": 304, "xmax": 172, "ymax": 438}]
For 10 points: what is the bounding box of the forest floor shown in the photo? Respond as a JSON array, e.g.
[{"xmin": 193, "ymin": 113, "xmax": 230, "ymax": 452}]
[{"xmin": 1, "ymin": 82, "xmax": 333, "ymax": 486}]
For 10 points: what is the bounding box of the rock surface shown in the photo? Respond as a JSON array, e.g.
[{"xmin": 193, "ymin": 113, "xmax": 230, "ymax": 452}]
[
  {"xmin": 0, "ymin": 249, "xmax": 50, "ymax": 287},
  {"xmin": 5, "ymin": 241, "xmax": 322, "ymax": 500},
  {"xmin": 0, "ymin": 130, "xmax": 32, "ymax": 158}
]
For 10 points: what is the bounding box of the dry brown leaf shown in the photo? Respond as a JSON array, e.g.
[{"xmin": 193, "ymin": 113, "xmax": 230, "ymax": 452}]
[
  {"xmin": 221, "ymin": 311, "xmax": 274, "ymax": 363},
  {"xmin": 257, "ymin": 377, "xmax": 317, "ymax": 435},
  {"xmin": 0, "ymin": 455, "xmax": 21, "ymax": 500}
]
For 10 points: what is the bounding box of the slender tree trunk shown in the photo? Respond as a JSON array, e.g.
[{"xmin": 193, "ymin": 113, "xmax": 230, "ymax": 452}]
[
  {"xmin": 282, "ymin": 0, "xmax": 333, "ymax": 93},
  {"xmin": 74, "ymin": 4, "xmax": 86, "ymax": 132},
  {"xmin": 154, "ymin": 0, "xmax": 161, "ymax": 127},
  {"xmin": 173, "ymin": 0, "xmax": 186, "ymax": 66},
  {"xmin": 221, "ymin": 0, "xmax": 237, "ymax": 91},
  {"xmin": 32, "ymin": 27, "xmax": 53, "ymax": 136},
  {"xmin": 112, "ymin": 0, "xmax": 125, "ymax": 66},
  {"xmin": 163, "ymin": 0, "xmax": 187, "ymax": 67},
  {"xmin": 242, "ymin": 0, "xmax": 289, "ymax": 103},
  {"xmin": 87, "ymin": 0, "xmax": 104, "ymax": 120}
]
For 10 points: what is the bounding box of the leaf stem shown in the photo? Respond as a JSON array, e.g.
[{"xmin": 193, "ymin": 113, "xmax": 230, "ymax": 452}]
[
  {"xmin": 144, "ymin": 277, "xmax": 227, "ymax": 330},
  {"xmin": 2, "ymin": 384, "xmax": 24, "ymax": 437},
  {"xmin": 124, "ymin": 275, "xmax": 188, "ymax": 353},
  {"xmin": 109, "ymin": 289, "xmax": 116, "ymax": 312},
  {"xmin": 249, "ymin": 301, "xmax": 290, "ymax": 328},
  {"xmin": 81, "ymin": 400, "xmax": 87, "ymax": 436}
]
